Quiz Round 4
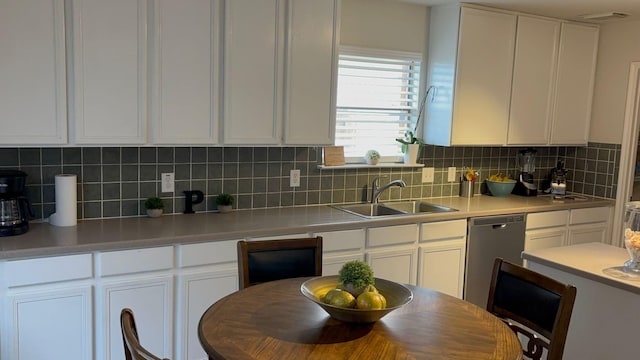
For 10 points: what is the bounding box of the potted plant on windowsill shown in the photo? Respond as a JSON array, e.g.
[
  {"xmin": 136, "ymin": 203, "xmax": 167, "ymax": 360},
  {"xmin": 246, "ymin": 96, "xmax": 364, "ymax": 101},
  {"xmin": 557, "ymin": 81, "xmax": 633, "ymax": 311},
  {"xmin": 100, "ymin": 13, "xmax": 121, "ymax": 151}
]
[
  {"xmin": 396, "ymin": 131, "xmax": 423, "ymax": 164},
  {"xmin": 216, "ymin": 193, "xmax": 234, "ymax": 213},
  {"xmin": 364, "ymin": 150, "xmax": 381, "ymax": 165},
  {"xmin": 144, "ymin": 197, "xmax": 164, "ymax": 218}
]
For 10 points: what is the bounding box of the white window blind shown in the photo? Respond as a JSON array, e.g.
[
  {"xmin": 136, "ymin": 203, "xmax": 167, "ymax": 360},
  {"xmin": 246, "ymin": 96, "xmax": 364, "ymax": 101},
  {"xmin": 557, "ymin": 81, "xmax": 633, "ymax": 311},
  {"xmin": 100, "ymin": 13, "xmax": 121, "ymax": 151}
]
[{"xmin": 335, "ymin": 47, "xmax": 422, "ymax": 161}]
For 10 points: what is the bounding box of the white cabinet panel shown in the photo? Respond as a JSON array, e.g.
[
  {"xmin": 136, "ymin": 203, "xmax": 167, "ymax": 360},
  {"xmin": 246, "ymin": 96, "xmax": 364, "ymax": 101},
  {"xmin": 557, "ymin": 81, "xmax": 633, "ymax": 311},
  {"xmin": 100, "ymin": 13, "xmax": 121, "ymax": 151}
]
[
  {"xmin": 316, "ymin": 229, "xmax": 365, "ymax": 253},
  {"xmin": 5, "ymin": 286, "xmax": 92, "ymax": 360},
  {"xmin": 99, "ymin": 276, "xmax": 173, "ymax": 360},
  {"xmin": 418, "ymin": 239, "xmax": 466, "ymax": 298},
  {"xmin": 367, "ymin": 224, "xmax": 418, "ymax": 247},
  {"xmin": 177, "ymin": 270, "xmax": 237, "ymax": 360},
  {"xmin": 283, "ymin": 0, "xmax": 337, "ymax": 145},
  {"xmin": 568, "ymin": 224, "xmax": 608, "ymax": 245},
  {"xmin": 323, "ymin": 253, "xmax": 365, "ymax": 276},
  {"xmin": 367, "ymin": 247, "xmax": 418, "ymax": 285},
  {"xmin": 223, "ymin": 0, "xmax": 283, "ymax": 144},
  {"xmin": 507, "ymin": 16, "xmax": 559, "ymax": 145},
  {"xmin": 526, "ymin": 210, "xmax": 569, "ymax": 230},
  {"xmin": 550, "ymin": 23, "xmax": 599, "ymax": 145},
  {"xmin": 179, "ymin": 239, "xmax": 238, "ymax": 267},
  {"xmin": 0, "ymin": 0, "xmax": 67, "ymax": 144},
  {"xmin": 450, "ymin": 7, "xmax": 516, "ymax": 145},
  {"xmin": 71, "ymin": 0, "xmax": 147, "ymax": 144},
  {"xmin": 99, "ymin": 246, "xmax": 174, "ymax": 276},
  {"xmin": 151, "ymin": 0, "xmax": 220, "ymax": 144},
  {"xmin": 5, "ymin": 253, "xmax": 92, "ymax": 287},
  {"xmin": 525, "ymin": 228, "xmax": 567, "ymax": 251}
]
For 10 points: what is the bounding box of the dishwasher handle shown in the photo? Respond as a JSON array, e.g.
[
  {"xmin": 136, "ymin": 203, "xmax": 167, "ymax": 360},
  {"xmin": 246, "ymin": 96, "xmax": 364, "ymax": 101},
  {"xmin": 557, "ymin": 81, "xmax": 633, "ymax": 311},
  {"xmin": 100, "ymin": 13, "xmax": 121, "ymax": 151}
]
[{"xmin": 492, "ymin": 224, "xmax": 507, "ymax": 229}]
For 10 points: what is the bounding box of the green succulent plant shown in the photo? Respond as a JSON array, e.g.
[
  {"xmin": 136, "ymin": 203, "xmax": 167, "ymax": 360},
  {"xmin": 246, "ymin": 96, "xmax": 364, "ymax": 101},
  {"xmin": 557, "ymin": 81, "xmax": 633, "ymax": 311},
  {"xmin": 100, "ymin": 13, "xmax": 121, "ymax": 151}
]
[
  {"xmin": 215, "ymin": 193, "xmax": 234, "ymax": 206},
  {"xmin": 144, "ymin": 197, "xmax": 164, "ymax": 210},
  {"xmin": 338, "ymin": 260, "xmax": 374, "ymax": 290}
]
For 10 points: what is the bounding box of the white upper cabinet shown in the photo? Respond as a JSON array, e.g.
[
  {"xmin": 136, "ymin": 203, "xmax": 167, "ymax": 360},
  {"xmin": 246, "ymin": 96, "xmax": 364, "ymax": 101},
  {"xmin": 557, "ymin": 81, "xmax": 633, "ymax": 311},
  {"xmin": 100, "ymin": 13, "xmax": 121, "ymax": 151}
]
[
  {"xmin": 0, "ymin": 0, "xmax": 67, "ymax": 145},
  {"xmin": 425, "ymin": 5, "xmax": 599, "ymax": 147},
  {"xmin": 507, "ymin": 16, "xmax": 560, "ymax": 145},
  {"xmin": 223, "ymin": 0, "xmax": 338, "ymax": 145},
  {"xmin": 550, "ymin": 23, "xmax": 599, "ymax": 145},
  {"xmin": 283, "ymin": 0, "xmax": 338, "ymax": 145},
  {"xmin": 424, "ymin": 6, "xmax": 516, "ymax": 146},
  {"xmin": 150, "ymin": 0, "xmax": 220, "ymax": 144},
  {"xmin": 71, "ymin": 0, "xmax": 147, "ymax": 144}
]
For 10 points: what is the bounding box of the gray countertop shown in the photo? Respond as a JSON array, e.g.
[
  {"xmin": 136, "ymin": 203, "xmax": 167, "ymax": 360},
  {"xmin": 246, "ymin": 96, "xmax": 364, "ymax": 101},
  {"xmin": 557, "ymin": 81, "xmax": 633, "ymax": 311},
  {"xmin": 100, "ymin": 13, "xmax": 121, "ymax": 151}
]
[
  {"xmin": 0, "ymin": 194, "xmax": 614, "ymax": 260},
  {"xmin": 522, "ymin": 242, "xmax": 640, "ymax": 295}
]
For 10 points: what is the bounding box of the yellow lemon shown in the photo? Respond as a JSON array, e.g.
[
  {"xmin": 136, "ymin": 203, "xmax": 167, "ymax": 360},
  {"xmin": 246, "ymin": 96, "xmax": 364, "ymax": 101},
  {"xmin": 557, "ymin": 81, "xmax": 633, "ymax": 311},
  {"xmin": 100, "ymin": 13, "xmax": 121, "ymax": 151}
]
[
  {"xmin": 326, "ymin": 289, "xmax": 356, "ymax": 308},
  {"xmin": 356, "ymin": 291, "xmax": 387, "ymax": 310}
]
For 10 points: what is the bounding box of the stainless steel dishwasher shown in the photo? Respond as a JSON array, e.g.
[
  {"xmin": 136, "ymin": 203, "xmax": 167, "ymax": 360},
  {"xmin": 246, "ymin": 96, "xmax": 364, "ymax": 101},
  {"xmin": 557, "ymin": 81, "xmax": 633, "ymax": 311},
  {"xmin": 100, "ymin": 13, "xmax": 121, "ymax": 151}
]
[{"xmin": 464, "ymin": 214, "xmax": 526, "ymax": 307}]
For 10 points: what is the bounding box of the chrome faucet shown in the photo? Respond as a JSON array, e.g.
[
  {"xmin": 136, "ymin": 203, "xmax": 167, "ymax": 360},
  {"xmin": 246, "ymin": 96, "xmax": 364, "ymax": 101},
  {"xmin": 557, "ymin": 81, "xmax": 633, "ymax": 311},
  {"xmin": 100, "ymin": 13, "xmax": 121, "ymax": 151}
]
[{"xmin": 370, "ymin": 176, "xmax": 406, "ymax": 203}]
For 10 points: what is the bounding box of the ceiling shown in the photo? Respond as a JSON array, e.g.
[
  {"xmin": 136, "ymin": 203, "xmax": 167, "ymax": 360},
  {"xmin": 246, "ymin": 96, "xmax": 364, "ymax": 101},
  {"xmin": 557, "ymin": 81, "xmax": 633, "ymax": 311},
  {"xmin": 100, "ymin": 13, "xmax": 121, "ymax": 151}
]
[{"xmin": 401, "ymin": 0, "xmax": 640, "ymax": 22}]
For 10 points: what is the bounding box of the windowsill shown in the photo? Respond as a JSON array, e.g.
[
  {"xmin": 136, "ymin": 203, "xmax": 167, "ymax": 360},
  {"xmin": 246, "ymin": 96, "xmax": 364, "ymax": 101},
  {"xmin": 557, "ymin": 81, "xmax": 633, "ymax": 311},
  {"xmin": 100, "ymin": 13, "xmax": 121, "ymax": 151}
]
[{"xmin": 317, "ymin": 163, "xmax": 425, "ymax": 170}]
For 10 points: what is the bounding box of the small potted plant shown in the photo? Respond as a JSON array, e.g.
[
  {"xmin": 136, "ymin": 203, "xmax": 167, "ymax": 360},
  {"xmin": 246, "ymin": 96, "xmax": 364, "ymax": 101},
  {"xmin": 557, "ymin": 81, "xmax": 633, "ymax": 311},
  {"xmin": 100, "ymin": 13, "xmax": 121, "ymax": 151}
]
[
  {"xmin": 364, "ymin": 150, "xmax": 381, "ymax": 165},
  {"xmin": 144, "ymin": 196, "xmax": 164, "ymax": 218},
  {"xmin": 338, "ymin": 260, "xmax": 375, "ymax": 297},
  {"xmin": 215, "ymin": 193, "xmax": 234, "ymax": 213},
  {"xmin": 396, "ymin": 131, "xmax": 423, "ymax": 164}
]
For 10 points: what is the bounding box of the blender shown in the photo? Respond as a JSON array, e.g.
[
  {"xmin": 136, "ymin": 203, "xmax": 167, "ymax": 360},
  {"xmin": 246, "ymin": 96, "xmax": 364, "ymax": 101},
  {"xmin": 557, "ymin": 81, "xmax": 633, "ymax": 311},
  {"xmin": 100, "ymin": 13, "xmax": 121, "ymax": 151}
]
[{"xmin": 514, "ymin": 148, "xmax": 538, "ymax": 196}]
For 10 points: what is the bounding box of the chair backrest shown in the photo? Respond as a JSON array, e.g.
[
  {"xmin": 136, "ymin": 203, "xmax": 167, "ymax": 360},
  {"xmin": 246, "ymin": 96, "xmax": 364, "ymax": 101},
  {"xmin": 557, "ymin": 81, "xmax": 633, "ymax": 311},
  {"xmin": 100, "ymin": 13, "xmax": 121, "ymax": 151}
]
[
  {"xmin": 486, "ymin": 258, "xmax": 576, "ymax": 360},
  {"xmin": 120, "ymin": 308, "xmax": 169, "ymax": 360},
  {"xmin": 237, "ymin": 236, "xmax": 323, "ymax": 289}
]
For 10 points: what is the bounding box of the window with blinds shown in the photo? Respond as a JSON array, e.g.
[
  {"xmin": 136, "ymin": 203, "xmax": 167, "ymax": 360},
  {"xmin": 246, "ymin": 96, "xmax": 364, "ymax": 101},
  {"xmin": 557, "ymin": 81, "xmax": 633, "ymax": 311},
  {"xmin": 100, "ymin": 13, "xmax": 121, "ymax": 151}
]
[{"xmin": 335, "ymin": 47, "xmax": 422, "ymax": 162}]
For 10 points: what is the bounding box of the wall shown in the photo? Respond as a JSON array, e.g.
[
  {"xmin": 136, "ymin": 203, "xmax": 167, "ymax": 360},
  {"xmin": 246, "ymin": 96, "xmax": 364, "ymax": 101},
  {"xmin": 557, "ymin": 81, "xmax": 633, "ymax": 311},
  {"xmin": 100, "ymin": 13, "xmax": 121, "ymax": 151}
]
[
  {"xmin": 590, "ymin": 19, "xmax": 640, "ymax": 144},
  {"xmin": 0, "ymin": 143, "xmax": 617, "ymax": 222},
  {"xmin": 340, "ymin": 0, "xmax": 428, "ymax": 53}
]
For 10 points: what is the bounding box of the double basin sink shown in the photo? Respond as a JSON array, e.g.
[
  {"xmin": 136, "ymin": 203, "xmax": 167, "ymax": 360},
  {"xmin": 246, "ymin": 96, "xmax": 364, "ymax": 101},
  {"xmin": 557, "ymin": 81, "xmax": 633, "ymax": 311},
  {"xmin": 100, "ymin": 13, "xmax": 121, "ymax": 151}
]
[{"xmin": 333, "ymin": 200, "xmax": 458, "ymax": 219}]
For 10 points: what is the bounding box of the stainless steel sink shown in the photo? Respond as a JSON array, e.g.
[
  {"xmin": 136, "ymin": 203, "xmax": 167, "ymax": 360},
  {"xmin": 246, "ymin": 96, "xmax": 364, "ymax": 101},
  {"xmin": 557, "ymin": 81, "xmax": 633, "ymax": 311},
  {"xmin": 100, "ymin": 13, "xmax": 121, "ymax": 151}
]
[
  {"xmin": 333, "ymin": 201, "xmax": 457, "ymax": 218},
  {"xmin": 381, "ymin": 200, "xmax": 458, "ymax": 214},
  {"xmin": 332, "ymin": 203, "xmax": 406, "ymax": 218}
]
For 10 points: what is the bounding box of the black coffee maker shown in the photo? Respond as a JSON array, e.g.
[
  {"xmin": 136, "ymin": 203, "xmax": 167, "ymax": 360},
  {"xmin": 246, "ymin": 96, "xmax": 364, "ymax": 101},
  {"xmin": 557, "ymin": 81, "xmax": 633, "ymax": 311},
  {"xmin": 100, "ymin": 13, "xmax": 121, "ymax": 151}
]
[{"xmin": 0, "ymin": 170, "xmax": 32, "ymax": 236}]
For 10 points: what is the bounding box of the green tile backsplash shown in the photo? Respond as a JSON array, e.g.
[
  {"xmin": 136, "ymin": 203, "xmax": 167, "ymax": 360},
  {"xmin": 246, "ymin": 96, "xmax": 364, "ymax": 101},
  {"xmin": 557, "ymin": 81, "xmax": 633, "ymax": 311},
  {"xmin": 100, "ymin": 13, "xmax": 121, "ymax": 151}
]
[{"xmin": 0, "ymin": 143, "xmax": 619, "ymax": 221}]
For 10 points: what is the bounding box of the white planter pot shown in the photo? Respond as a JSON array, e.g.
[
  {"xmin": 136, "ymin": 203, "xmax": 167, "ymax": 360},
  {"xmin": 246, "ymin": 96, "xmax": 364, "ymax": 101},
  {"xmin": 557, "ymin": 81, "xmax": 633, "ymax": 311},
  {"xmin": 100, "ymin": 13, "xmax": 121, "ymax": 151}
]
[
  {"xmin": 366, "ymin": 158, "xmax": 379, "ymax": 165},
  {"xmin": 146, "ymin": 209, "xmax": 163, "ymax": 218},
  {"xmin": 403, "ymin": 144, "xmax": 420, "ymax": 164},
  {"xmin": 218, "ymin": 205, "xmax": 233, "ymax": 213}
]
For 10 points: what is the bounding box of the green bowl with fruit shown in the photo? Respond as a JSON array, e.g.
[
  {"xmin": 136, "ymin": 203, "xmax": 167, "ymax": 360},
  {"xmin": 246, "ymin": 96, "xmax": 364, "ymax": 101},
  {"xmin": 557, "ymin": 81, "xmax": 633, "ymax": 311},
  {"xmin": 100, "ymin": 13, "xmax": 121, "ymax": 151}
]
[
  {"xmin": 300, "ymin": 275, "xmax": 413, "ymax": 323},
  {"xmin": 485, "ymin": 179, "xmax": 517, "ymax": 197}
]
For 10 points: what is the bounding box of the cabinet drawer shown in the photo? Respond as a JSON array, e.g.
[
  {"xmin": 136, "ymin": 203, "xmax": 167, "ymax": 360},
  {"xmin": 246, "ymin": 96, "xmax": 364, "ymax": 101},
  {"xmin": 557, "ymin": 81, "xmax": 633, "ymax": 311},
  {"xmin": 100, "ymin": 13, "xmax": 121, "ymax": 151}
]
[
  {"xmin": 179, "ymin": 240, "xmax": 238, "ymax": 268},
  {"xmin": 367, "ymin": 224, "xmax": 418, "ymax": 248},
  {"xmin": 316, "ymin": 229, "xmax": 365, "ymax": 253},
  {"xmin": 526, "ymin": 210, "xmax": 568, "ymax": 229},
  {"xmin": 6, "ymin": 254, "xmax": 93, "ymax": 287},
  {"xmin": 569, "ymin": 207, "xmax": 610, "ymax": 225},
  {"xmin": 99, "ymin": 246, "xmax": 173, "ymax": 276},
  {"xmin": 420, "ymin": 219, "xmax": 467, "ymax": 242}
]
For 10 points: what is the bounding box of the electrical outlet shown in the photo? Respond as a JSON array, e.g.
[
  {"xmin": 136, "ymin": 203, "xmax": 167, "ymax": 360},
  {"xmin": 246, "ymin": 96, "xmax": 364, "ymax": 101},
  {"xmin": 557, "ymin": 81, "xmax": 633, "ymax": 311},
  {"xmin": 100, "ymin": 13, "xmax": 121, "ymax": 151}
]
[
  {"xmin": 422, "ymin": 167, "xmax": 434, "ymax": 183},
  {"xmin": 290, "ymin": 169, "xmax": 301, "ymax": 187},
  {"xmin": 447, "ymin": 167, "xmax": 457, "ymax": 182},
  {"xmin": 161, "ymin": 173, "xmax": 174, "ymax": 193}
]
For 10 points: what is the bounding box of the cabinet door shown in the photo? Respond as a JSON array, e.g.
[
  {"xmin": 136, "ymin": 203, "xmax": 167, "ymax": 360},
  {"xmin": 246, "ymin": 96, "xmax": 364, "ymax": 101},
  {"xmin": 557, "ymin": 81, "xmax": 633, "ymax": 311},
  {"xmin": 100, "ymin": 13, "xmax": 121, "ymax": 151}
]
[
  {"xmin": 568, "ymin": 224, "xmax": 608, "ymax": 245},
  {"xmin": 525, "ymin": 228, "xmax": 567, "ymax": 251},
  {"xmin": 5, "ymin": 286, "xmax": 92, "ymax": 360},
  {"xmin": 71, "ymin": 0, "xmax": 147, "ymax": 144},
  {"xmin": 452, "ymin": 7, "xmax": 516, "ymax": 145},
  {"xmin": 507, "ymin": 16, "xmax": 560, "ymax": 145},
  {"xmin": 223, "ymin": 0, "xmax": 284, "ymax": 144},
  {"xmin": 418, "ymin": 239, "xmax": 466, "ymax": 298},
  {"xmin": 177, "ymin": 269, "xmax": 237, "ymax": 360},
  {"xmin": 550, "ymin": 23, "xmax": 599, "ymax": 145},
  {"xmin": 0, "ymin": 0, "xmax": 67, "ymax": 144},
  {"xmin": 99, "ymin": 276, "xmax": 173, "ymax": 360},
  {"xmin": 366, "ymin": 247, "xmax": 418, "ymax": 285},
  {"xmin": 151, "ymin": 0, "xmax": 220, "ymax": 144},
  {"xmin": 323, "ymin": 253, "xmax": 366, "ymax": 276},
  {"xmin": 283, "ymin": 0, "xmax": 338, "ymax": 145}
]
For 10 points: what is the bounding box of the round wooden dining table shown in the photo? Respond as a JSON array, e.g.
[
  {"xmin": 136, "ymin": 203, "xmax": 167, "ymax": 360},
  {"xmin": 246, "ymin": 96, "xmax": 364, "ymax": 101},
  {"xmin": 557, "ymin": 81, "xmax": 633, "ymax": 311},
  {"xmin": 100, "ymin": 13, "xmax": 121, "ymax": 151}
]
[{"xmin": 198, "ymin": 277, "xmax": 523, "ymax": 360}]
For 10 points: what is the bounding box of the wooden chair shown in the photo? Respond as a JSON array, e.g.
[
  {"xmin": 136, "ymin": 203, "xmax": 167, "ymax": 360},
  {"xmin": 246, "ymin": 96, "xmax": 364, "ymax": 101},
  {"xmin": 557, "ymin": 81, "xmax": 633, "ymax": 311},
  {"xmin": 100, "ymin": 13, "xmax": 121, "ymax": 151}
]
[
  {"xmin": 486, "ymin": 258, "xmax": 577, "ymax": 360},
  {"xmin": 237, "ymin": 236, "xmax": 323, "ymax": 289},
  {"xmin": 120, "ymin": 308, "xmax": 169, "ymax": 360}
]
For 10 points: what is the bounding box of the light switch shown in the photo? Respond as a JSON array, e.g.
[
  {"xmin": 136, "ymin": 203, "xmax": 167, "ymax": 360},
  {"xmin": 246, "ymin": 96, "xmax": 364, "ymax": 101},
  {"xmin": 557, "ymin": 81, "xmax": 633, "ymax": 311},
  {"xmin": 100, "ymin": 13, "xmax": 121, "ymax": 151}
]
[
  {"xmin": 447, "ymin": 167, "xmax": 457, "ymax": 182},
  {"xmin": 290, "ymin": 169, "xmax": 301, "ymax": 187}
]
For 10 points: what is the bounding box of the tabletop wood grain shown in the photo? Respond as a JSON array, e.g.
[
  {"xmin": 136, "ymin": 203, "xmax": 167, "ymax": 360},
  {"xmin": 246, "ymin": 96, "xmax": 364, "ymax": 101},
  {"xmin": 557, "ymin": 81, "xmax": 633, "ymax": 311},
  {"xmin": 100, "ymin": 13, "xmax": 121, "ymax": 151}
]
[{"xmin": 198, "ymin": 277, "xmax": 523, "ymax": 360}]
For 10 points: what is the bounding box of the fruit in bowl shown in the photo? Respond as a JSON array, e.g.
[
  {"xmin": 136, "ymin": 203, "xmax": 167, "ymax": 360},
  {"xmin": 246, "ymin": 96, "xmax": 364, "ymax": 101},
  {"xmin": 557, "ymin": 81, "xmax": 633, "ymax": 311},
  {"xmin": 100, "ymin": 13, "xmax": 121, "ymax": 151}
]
[
  {"xmin": 300, "ymin": 260, "xmax": 413, "ymax": 323},
  {"xmin": 486, "ymin": 173, "xmax": 516, "ymax": 197}
]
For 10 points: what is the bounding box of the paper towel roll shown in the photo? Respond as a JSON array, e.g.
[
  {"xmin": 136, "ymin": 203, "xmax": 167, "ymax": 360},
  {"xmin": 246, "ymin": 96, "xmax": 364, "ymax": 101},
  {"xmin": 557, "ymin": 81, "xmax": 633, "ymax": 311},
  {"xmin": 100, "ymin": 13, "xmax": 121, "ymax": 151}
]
[{"xmin": 49, "ymin": 174, "xmax": 77, "ymax": 227}]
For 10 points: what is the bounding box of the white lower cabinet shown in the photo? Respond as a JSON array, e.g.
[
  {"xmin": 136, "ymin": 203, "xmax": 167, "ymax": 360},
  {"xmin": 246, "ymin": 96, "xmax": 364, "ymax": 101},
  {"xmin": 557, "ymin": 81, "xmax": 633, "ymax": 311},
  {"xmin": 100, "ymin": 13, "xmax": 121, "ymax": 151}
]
[
  {"xmin": 316, "ymin": 229, "xmax": 366, "ymax": 276},
  {"xmin": 568, "ymin": 207, "xmax": 611, "ymax": 245},
  {"xmin": 366, "ymin": 224, "xmax": 419, "ymax": 285},
  {"xmin": 97, "ymin": 246, "xmax": 174, "ymax": 360},
  {"xmin": 525, "ymin": 210, "xmax": 569, "ymax": 252},
  {"xmin": 418, "ymin": 219, "xmax": 467, "ymax": 298},
  {"xmin": 1, "ymin": 254, "xmax": 94, "ymax": 360},
  {"xmin": 176, "ymin": 240, "xmax": 239, "ymax": 360}
]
